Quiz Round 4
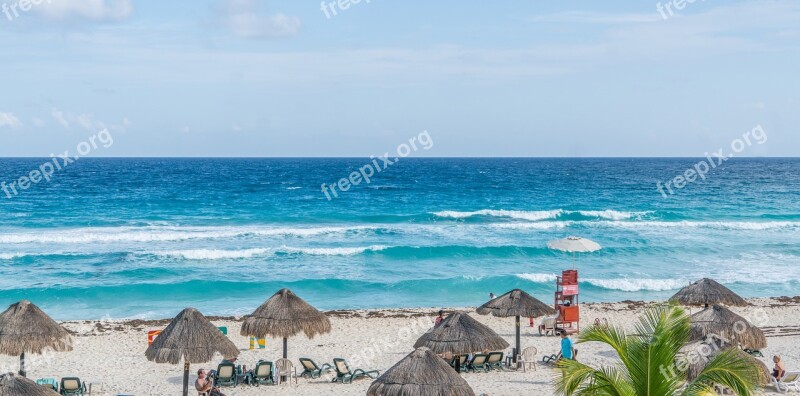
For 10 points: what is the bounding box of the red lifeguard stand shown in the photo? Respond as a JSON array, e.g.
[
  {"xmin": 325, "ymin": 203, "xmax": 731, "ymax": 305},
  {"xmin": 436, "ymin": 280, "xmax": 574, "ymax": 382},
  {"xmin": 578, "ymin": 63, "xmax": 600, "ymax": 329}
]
[{"xmin": 555, "ymin": 269, "xmax": 580, "ymax": 334}]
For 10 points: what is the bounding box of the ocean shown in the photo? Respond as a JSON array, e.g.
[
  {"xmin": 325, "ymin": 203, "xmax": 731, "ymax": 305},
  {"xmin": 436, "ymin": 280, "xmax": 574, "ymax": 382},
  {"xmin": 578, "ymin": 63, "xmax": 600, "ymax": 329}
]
[{"xmin": 0, "ymin": 158, "xmax": 798, "ymax": 320}]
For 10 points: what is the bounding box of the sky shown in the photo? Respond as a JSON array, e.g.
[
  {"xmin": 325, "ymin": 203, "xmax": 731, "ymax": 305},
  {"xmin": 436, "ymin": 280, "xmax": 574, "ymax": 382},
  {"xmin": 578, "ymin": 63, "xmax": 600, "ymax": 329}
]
[{"xmin": 0, "ymin": 0, "xmax": 797, "ymax": 157}]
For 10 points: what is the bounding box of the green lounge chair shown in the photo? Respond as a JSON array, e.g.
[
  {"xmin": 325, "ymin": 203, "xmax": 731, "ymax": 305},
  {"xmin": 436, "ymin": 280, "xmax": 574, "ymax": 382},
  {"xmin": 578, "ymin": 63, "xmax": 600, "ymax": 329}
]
[
  {"xmin": 59, "ymin": 377, "xmax": 86, "ymax": 395},
  {"xmin": 36, "ymin": 378, "xmax": 58, "ymax": 392},
  {"xmin": 449, "ymin": 354, "xmax": 469, "ymax": 372},
  {"xmin": 486, "ymin": 351, "xmax": 504, "ymax": 371},
  {"xmin": 468, "ymin": 354, "xmax": 490, "ymax": 372},
  {"xmin": 251, "ymin": 360, "xmax": 274, "ymax": 386},
  {"xmin": 214, "ymin": 361, "xmax": 238, "ymax": 387},
  {"xmin": 331, "ymin": 358, "xmax": 380, "ymax": 384},
  {"xmin": 299, "ymin": 358, "xmax": 332, "ymax": 379}
]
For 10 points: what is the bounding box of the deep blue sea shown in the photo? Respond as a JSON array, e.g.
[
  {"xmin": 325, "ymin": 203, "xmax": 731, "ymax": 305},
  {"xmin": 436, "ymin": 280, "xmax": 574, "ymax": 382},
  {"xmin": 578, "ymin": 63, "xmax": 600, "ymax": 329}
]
[{"xmin": 0, "ymin": 158, "xmax": 798, "ymax": 320}]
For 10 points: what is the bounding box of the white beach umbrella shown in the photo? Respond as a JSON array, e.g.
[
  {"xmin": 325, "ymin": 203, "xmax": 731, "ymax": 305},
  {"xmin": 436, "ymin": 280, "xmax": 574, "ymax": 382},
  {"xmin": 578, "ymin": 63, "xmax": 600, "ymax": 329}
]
[
  {"xmin": 547, "ymin": 236, "xmax": 601, "ymax": 253},
  {"xmin": 547, "ymin": 236, "xmax": 601, "ymax": 268}
]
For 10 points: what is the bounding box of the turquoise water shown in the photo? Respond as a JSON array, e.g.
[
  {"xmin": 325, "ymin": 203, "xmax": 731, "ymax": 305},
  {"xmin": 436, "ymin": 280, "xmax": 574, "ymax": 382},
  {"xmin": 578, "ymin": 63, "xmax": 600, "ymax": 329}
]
[{"xmin": 0, "ymin": 158, "xmax": 798, "ymax": 320}]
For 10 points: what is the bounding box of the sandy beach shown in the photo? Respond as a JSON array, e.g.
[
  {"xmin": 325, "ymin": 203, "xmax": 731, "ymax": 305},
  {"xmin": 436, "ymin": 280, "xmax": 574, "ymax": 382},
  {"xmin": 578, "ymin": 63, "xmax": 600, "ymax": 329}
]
[{"xmin": 2, "ymin": 297, "xmax": 797, "ymax": 396}]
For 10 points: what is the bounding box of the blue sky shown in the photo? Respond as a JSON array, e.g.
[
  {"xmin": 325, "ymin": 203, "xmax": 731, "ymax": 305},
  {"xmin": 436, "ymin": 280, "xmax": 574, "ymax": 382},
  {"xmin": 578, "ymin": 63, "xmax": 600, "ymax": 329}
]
[{"xmin": 0, "ymin": 0, "xmax": 797, "ymax": 157}]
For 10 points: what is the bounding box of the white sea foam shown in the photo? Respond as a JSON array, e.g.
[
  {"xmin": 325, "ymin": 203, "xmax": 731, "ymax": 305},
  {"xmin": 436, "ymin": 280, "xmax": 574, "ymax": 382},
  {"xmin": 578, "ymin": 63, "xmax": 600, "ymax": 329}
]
[
  {"xmin": 516, "ymin": 273, "xmax": 559, "ymax": 283},
  {"xmin": 433, "ymin": 209, "xmax": 648, "ymax": 221},
  {"xmin": 0, "ymin": 252, "xmax": 25, "ymax": 260},
  {"xmin": 154, "ymin": 248, "xmax": 272, "ymax": 260},
  {"xmin": 0, "ymin": 225, "xmax": 377, "ymax": 244},
  {"xmin": 279, "ymin": 245, "xmax": 389, "ymax": 256},
  {"xmin": 489, "ymin": 222, "xmax": 568, "ymax": 230},
  {"xmin": 583, "ymin": 278, "xmax": 688, "ymax": 292},
  {"xmin": 433, "ymin": 209, "xmax": 564, "ymax": 221},
  {"xmin": 592, "ymin": 221, "xmax": 800, "ymax": 231},
  {"xmin": 151, "ymin": 245, "xmax": 389, "ymax": 260},
  {"xmin": 577, "ymin": 210, "xmax": 644, "ymax": 221}
]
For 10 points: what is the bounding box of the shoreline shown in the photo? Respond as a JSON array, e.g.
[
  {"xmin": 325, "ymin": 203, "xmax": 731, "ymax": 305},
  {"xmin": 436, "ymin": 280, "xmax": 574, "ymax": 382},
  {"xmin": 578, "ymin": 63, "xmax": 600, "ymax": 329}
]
[{"xmin": 55, "ymin": 295, "xmax": 800, "ymax": 326}]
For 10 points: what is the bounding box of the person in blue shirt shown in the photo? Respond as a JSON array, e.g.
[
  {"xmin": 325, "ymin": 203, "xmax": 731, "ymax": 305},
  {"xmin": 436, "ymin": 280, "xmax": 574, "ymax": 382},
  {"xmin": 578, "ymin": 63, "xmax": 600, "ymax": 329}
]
[{"xmin": 560, "ymin": 331, "xmax": 574, "ymax": 360}]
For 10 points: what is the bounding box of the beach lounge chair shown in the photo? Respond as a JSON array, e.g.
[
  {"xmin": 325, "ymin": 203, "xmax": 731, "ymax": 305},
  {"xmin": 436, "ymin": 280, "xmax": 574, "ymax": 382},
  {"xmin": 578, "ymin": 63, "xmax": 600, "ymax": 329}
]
[
  {"xmin": 331, "ymin": 358, "xmax": 380, "ymax": 384},
  {"xmin": 518, "ymin": 347, "xmax": 538, "ymax": 372},
  {"xmin": 299, "ymin": 357, "xmax": 332, "ymax": 379},
  {"xmin": 449, "ymin": 354, "xmax": 469, "ymax": 372},
  {"xmin": 36, "ymin": 378, "xmax": 58, "ymax": 392},
  {"xmin": 59, "ymin": 377, "xmax": 86, "ymax": 395},
  {"xmin": 250, "ymin": 360, "xmax": 274, "ymax": 386},
  {"xmin": 542, "ymin": 352, "xmax": 561, "ymax": 365},
  {"xmin": 275, "ymin": 358, "xmax": 298, "ymax": 385},
  {"xmin": 486, "ymin": 352, "xmax": 504, "ymax": 371},
  {"xmin": 468, "ymin": 354, "xmax": 490, "ymax": 372},
  {"xmin": 773, "ymin": 371, "xmax": 800, "ymax": 393},
  {"xmin": 743, "ymin": 348, "xmax": 763, "ymax": 357},
  {"xmin": 214, "ymin": 361, "xmax": 238, "ymax": 387}
]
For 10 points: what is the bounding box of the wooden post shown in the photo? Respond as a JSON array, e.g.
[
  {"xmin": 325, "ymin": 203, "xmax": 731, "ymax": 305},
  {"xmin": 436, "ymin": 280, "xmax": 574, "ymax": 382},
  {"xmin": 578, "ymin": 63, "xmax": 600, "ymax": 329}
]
[
  {"xmin": 18, "ymin": 352, "xmax": 25, "ymax": 377},
  {"xmin": 182, "ymin": 362, "xmax": 189, "ymax": 396},
  {"xmin": 514, "ymin": 315, "xmax": 521, "ymax": 364}
]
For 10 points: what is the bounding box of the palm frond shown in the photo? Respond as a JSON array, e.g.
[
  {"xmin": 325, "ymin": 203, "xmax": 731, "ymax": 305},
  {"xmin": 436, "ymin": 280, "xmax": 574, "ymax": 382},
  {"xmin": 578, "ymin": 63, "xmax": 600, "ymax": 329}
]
[{"xmin": 682, "ymin": 348, "xmax": 760, "ymax": 396}]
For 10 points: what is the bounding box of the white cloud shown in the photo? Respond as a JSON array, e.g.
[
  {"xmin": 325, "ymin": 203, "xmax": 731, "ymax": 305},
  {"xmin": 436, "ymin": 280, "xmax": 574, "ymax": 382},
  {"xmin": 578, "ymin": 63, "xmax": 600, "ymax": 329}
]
[
  {"xmin": 532, "ymin": 11, "xmax": 661, "ymax": 24},
  {"xmin": 31, "ymin": 117, "xmax": 46, "ymax": 127},
  {"xmin": 182, "ymin": 126, "xmax": 191, "ymax": 133},
  {"xmin": 76, "ymin": 113, "xmax": 106, "ymax": 131},
  {"xmin": 0, "ymin": 112, "xmax": 23, "ymax": 129},
  {"xmin": 220, "ymin": 0, "xmax": 301, "ymax": 38},
  {"xmin": 51, "ymin": 108, "xmax": 70, "ymax": 129},
  {"xmin": 33, "ymin": 0, "xmax": 133, "ymax": 22}
]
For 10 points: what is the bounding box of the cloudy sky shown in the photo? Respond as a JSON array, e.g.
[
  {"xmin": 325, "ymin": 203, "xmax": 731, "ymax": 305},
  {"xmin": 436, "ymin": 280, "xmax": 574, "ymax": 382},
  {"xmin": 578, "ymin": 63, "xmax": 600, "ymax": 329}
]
[{"xmin": 0, "ymin": 0, "xmax": 797, "ymax": 156}]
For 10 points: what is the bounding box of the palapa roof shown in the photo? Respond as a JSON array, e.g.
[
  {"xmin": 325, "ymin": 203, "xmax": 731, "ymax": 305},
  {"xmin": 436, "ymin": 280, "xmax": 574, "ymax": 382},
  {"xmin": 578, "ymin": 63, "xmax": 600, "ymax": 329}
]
[
  {"xmin": 367, "ymin": 347, "xmax": 475, "ymax": 396},
  {"xmin": 670, "ymin": 278, "xmax": 748, "ymax": 307},
  {"xmin": 689, "ymin": 305, "xmax": 766, "ymax": 350},
  {"xmin": 414, "ymin": 311, "xmax": 509, "ymax": 355},
  {"xmin": 684, "ymin": 340, "xmax": 771, "ymax": 385},
  {"xmin": 0, "ymin": 372, "xmax": 59, "ymax": 396},
  {"xmin": 145, "ymin": 307, "xmax": 238, "ymax": 365},
  {"xmin": 240, "ymin": 288, "xmax": 331, "ymax": 339},
  {"xmin": 0, "ymin": 301, "xmax": 72, "ymax": 356},
  {"xmin": 476, "ymin": 289, "xmax": 555, "ymax": 318}
]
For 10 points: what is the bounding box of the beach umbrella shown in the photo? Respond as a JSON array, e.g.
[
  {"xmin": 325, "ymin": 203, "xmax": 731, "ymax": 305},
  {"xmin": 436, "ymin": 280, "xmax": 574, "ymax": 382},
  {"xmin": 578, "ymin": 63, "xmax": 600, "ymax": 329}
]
[
  {"xmin": 240, "ymin": 288, "xmax": 331, "ymax": 359},
  {"xmin": 684, "ymin": 339, "xmax": 770, "ymax": 385},
  {"xmin": 0, "ymin": 372, "xmax": 59, "ymax": 396},
  {"xmin": 670, "ymin": 278, "xmax": 748, "ymax": 308},
  {"xmin": 689, "ymin": 304, "xmax": 766, "ymax": 350},
  {"xmin": 145, "ymin": 307, "xmax": 238, "ymax": 396},
  {"xmin": 0, "ymin": 301, "xmax": 72, "ymax": 378},
  {"xmin": 476, "ymin": 289, "xmax": 555, "ymax": 363},
  {"xmin": 547, "ymin": 236, "xmax": 601, "ymax": 267},
  {"xmin": 367, "ymin": 347, "xmax": 475, "ymax": 396},
  {"xmin": 414, "ymin": 311, "xmax": 509, "ymax": 371}
]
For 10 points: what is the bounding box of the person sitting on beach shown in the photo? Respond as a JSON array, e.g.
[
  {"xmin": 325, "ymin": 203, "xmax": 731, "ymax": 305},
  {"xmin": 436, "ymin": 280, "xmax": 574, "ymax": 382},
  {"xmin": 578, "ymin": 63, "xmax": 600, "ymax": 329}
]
[
  {"xmin": 773, "ymin": 355, "xmax": 787, "ymax": 379},
  {"xmin": 435, "ymin": 310, "xmax": 444, "ymax": 327},
  {"xmin": 195, "ymin": 369, "xmax": 226, "ymax": 396},
  {"xmin": 489, "ymin": 292, "xmax": 495, "ymax": 300},
  {"xmin": 560, "ymin": 331, "xmax": 574, "ymax": 360}
]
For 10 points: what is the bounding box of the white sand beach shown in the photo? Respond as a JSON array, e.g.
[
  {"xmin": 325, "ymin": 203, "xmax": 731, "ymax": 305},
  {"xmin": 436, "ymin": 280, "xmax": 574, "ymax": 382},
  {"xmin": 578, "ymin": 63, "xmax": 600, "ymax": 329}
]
[{"xmin": 3, "ymin": 297, "xmax": 798, "ymax": 396}]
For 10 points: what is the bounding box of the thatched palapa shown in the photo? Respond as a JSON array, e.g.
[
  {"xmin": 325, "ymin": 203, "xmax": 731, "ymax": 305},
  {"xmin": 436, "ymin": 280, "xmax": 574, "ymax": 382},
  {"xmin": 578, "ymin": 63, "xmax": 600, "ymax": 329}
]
[
  {"xmin": 689, "ymin": 304, "xmax": 766, "ymax": 350},
  {"xmin": 477, "ymin": 289, "xmax": 554, "ymax": 362},
  {"xmin": 145, "ymin": 307, "xmax": 238, "ymax": 396},
  {"xmin": 240, "ymin": 288, "xmax": 331, "ymax": 358},
  {"xmin": 670, "ymin": 278, "xmax": 747, "ymax": 307},
  {"xmin": 414, "ymin": 311, "xmax": 508, "ymax": 355},
  {"xmin": 0, "ymin": 372, "xmax": 59, "ymax": 396},
  {"xmin": 683, "ymin": 339, "xmax": 771, "ymax": 386},
  {"xmin": 0, "ymin": 301, "xmax": 72, "ymax": 377},
  {"xmin": 477, "ymin": 289, "xmax": 554, "ymax": 318},
  {"xmin": 367, "ymin": 347, "xmax": 475, "ymax": 396}
]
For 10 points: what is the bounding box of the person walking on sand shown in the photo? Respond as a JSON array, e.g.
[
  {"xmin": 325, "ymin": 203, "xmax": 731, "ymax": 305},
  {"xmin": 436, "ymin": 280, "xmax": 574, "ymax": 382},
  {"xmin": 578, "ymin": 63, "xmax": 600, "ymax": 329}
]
[
  {"xmin": 435, "ymin": 310, "xmax": 444, "ymax": 327},
  {"xmin": 560, "ymin": 331, "xmax": 574, "ymax": 360}
]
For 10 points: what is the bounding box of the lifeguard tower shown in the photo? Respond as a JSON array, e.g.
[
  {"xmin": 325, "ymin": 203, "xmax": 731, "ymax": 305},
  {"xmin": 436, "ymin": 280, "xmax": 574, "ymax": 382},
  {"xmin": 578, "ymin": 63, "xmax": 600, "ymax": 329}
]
[{"xmin": 554, "ymin": 269, "xmax": 579, "ymax": 334}]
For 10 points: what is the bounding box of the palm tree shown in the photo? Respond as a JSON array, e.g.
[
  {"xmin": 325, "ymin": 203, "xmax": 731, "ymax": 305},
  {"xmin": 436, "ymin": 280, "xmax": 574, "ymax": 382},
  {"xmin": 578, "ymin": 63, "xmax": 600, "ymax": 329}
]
[{"xmin": 555, "ymin": 304, "xmax": 762, "ymax": 396}]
